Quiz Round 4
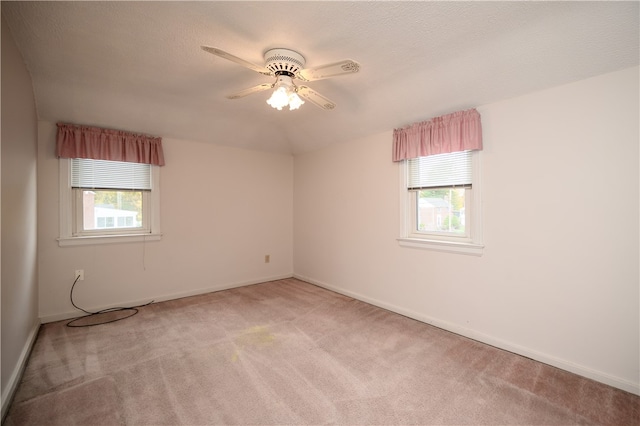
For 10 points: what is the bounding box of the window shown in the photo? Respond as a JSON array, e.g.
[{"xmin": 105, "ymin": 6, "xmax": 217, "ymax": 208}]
[
  {"xmin": 58, "ymin": 158, "xmax": 161, "ymax": 246},
  {"xmin": 399, "ymin": 150, "xmax": 483, "ymax": 255}
]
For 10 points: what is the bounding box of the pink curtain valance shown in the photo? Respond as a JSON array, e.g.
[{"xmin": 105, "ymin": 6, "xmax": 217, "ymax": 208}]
[
  {"xmin": 392, "ymin": 108, "xmax": 482, "ymax": 162},
  {"xmin": 56, "ymin": 123, "xmax": 165, "ymax": 166}
]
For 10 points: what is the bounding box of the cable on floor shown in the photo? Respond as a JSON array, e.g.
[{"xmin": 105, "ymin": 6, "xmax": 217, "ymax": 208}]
[{"xmin": 66, "ymin": 275, "xmax": 153, "ymax": 327}]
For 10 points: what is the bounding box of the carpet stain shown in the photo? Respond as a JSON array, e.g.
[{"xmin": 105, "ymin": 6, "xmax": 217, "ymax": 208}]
[{"xmin": 232, "ymin": 325, "xmax": 276, "ymax": 361}]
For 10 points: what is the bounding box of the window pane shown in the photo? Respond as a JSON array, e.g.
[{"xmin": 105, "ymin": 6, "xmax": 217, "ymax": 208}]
[
  {"xmin": 416, "ymin": 188, "xmax": 466, "ymax": 234},
  {"xmin": 82, "ymin": 190, "xmax": 143, "ymax": 231}
]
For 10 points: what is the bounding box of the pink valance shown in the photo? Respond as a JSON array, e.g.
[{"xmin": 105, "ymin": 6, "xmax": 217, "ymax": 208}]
[
  {"xmin": 56, "ymin": 123, "xmax": 165, "ymax": 166},
  {"xmin": 392, "ymin": 108, "xmax": 482, "ymax": 162}
]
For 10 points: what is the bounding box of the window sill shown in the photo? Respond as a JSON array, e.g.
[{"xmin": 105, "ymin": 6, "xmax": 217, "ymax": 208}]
[
  {"xmin": 397, "ymin": 237, "xmax": 484, "ymax": 256},
  {"xmin": 57, "ymin": 233, "xmax": 162, "ymax": 247}
]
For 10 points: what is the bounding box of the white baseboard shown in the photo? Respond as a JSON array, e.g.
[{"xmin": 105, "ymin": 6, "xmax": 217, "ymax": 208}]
[
  {"xmin": 294, "ymin": 273, "xmax": 640, "ymax": 396},
  {"xmin": 2, "ymin": 320, "xmax": 41, "ymax": 421},
  {"xmin": 39, "ymin": 273, "xmax": 294, "ymax": 324}
]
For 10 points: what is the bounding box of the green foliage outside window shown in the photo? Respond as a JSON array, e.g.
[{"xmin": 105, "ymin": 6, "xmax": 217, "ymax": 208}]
[{"xmin": 419, "ymin": 189, "xmax": 464, "ymax": 210}]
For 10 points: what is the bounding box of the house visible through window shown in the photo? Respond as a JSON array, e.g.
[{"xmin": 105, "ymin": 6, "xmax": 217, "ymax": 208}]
[{"xmin": 85, "ymin": 190, "xmax": 141, "ymax": 230}]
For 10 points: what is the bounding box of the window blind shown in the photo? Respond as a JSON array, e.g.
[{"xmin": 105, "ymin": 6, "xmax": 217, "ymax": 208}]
[
  {"xmin": 407, "ymin": 151, "xmax": 472, "ymax": 190},
  {"xmin": 71, "ymin": 159, "xmax": 151, "ymax": 190}
]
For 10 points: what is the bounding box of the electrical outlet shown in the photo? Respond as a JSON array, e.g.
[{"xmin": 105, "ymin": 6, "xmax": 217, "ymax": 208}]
[
  {"xmin": 264, "ymin": 255, "xmax": 270, "ymax": 263},
  {"xmin": 75, "ymin": 269, "xmax": 84, "ymax": 281}
]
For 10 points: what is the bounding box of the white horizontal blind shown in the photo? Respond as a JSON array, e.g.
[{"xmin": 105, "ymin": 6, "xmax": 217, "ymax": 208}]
[
  {"xmin": 71, "ymin": 159, "xmax": 151, "ymax": 190},
  {"xmin": 407, "ymin": 151, "xmax": 472, "ymax": 190}
]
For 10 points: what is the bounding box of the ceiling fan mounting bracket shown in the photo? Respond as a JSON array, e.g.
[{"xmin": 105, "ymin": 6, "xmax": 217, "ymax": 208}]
[{"xmin": 264, "ymin": 48, "xmax": 306, "ymax": 76}]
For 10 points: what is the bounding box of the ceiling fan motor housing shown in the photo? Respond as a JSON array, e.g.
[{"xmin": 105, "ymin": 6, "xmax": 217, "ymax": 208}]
[{"xmin": 264, "ymin": 48, "xmax": 306, "ymax": 76}]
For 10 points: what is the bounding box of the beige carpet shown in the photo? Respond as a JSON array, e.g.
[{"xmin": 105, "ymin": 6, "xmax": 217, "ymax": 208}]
[{"xmin": 5, "ymin": 278, "xmax": 639, "ymax": 425}]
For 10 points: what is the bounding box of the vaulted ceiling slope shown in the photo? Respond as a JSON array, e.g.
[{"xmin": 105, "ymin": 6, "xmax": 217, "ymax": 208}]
[{"xmin": 2, "ymin": 1, "xmax": 638, "ymax": 155}]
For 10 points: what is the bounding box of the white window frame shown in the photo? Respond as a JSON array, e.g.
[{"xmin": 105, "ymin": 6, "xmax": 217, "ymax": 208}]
[
  {"xmin": 58, "ymin": 159, "xmax": 162, "ymax": 246},
  {"xmin": 398, "ymin": 151, "xmax": 484, "ymax": 256}
]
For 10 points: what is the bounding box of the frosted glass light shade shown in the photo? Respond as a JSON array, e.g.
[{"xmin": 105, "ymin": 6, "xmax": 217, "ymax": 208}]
[{"xmin": 266, "ymin": 75, "xmax": 305, "ymax": 111}]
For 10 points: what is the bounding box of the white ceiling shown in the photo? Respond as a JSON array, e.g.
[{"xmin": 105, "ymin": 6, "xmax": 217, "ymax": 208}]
[{"xmin": 2, "ymin": 1, "xmax": 638, "ymax": 155}]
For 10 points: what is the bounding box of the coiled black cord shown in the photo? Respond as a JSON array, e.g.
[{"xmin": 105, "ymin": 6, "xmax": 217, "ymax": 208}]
[{"xmin": 66, "ymin": 275, "xmax": 153, "ymax": 327}]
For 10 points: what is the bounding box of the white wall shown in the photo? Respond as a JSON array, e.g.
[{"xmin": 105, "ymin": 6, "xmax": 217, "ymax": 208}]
[
  {"xmin": 293, "ymin": 66, "xmax": 639, "ymax": 394},
  {"xmin": 1, "ymin": 16, "xmax": 40, "ymax": 417},
  {"xmin": 38, "ymin": 123, "xmax": 293, "ymax": 321}
]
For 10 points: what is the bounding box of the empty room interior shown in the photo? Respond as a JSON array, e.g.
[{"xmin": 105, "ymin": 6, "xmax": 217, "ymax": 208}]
[{"xmin": 1, "ymin": 1, "xmax": 639, "ymax": 424}]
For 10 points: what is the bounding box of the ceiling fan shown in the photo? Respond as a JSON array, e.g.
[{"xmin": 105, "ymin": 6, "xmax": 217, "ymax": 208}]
[{"xmin": 201, "ymin": 46, "xmax": 360, "ymax": 111}]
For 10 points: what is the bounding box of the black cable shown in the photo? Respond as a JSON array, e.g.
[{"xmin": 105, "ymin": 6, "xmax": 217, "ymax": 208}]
[{"xmin": 66, "ymin": 274, "xmax": 154, "ymax": 327}]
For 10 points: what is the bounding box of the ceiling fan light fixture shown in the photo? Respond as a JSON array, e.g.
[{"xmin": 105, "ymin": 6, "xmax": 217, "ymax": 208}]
[
  {"xmin": 266, "ymin": 74, "xmax": 305, "ymax": 111},
  {"xmin": 266, "ymin": 86, "xmax": 290, "ymax": 110}
]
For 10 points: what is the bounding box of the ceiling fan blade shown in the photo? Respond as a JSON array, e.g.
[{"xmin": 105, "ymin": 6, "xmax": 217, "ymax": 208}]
[
  {"xmin": 297, "ymin": 86, "xmax": 336, "ymax": 110},
  {"xmin": 297, "ymin": 60, "xmax": 360, "ymax": 82},
  {"xmin": 226, "ymin": 83, "xmax": 274, "ymax": 99},
  {"xmin": 201, "ymin": 46, "xmax": 271, "ymax": 76}
]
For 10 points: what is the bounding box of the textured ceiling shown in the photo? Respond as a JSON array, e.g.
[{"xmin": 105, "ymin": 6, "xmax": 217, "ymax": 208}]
[{"xmin": 2, "ymin": 1, "xmax": 638, "ymax": 155}]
